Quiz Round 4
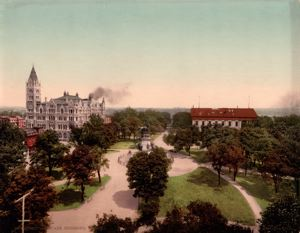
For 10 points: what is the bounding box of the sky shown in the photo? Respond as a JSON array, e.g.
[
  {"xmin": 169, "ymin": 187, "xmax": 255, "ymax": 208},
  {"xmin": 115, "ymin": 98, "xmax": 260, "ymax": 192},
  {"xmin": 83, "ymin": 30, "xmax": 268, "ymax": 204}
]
[{"xmin": 0, "ymin": 0, "xmax": 299, "ymax": 108}]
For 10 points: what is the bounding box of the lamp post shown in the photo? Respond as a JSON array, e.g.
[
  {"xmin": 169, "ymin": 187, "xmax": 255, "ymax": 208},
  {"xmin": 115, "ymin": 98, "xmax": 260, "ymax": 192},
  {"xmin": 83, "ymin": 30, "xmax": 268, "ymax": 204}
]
[{"xmin": 14, "ymin": 189, "xmax": 33, "ymax": 233}]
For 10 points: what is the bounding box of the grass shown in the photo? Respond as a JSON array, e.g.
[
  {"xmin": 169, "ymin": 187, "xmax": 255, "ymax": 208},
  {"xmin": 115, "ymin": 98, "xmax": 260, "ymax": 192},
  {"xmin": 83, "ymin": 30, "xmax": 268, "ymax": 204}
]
[
  {"xmin": 179, "ymin": 148, "xmax": 210, "ymax": 164},
  {"xmin": 51, "ymin": 176, "xmax": 110, "ymax": 211},
  {"xmin": 110, "ymin": 140, "xmax": 136, "ymax": 149},
  {"xmin": 159, "ymin": 168, "xmax": 255, "ymax": 225},
  {"xmin": 229, "ymin": 171, "xmax": 295, "ymax": 211}
]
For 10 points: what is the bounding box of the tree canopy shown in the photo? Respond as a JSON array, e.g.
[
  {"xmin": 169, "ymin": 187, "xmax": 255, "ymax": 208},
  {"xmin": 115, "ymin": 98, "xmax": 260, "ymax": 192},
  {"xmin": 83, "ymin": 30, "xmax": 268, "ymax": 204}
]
[
  {"xmin": 259, "ymin": 195, "xmax": 300, "ymax": 233},
  {"xmin": 126, "ymin": 147, "xmax": 170, "ymax": 203},
  {"xmin": 172, "ymin": 112, "xmax": 192, "ymax": 129},
  {"xmin": 31, "ymin": 129, "xmax": 68, "ymax": 176},
  {"xmin": 0, "ymin": 167, "xmax": 56, "ymax": 233},
  {"xmin": 63, "ymin": 145, "xmax": 94, "ymax": 202}
]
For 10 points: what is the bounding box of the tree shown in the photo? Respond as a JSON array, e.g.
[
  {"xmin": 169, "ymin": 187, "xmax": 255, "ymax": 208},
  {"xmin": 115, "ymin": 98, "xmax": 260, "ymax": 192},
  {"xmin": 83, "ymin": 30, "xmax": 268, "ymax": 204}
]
[
  {"xmin": 126, "ymin": 147, "xmax": 170, "ymax": 203},
  {"xmin": 63, "ymin": 145, "xmax": 94, "ymax": 202},
  {"xmin": 172, "ymin": 112, "xmax": 192, "ymax": 129},
  {"xmin": 240, "ymin": 127, "xmax": 275, "ymax": 175},
  {"xmin": 0, "ymin": 167, "xmax": 56, "ymax": 233},
  {"xmin": 31, "ymin": 129, "xmax": 68, "ymax": 176},
  {"xmin": 259, "ymin": 148, "xmax": 291, "ymax": 193},
  {"xmin": 259, "ymin": 195, "xmax": 300, "ymax": 233},
  {"xmin": 90, "ymin": 214, "xmax": 137, "ymax": 233},
  {"xmin": 226, "ymin": 144, "xmax": 245, "ymax": 181},
  {"xmin": 167, "ymin": 126, "xmax": 200, "ymax": 155},
  {"xmin": 149, "ymin": 201, "xmax": 251, "ymax": 233},
  {"xmin": 90, "ymin": 146, "xmax": 109, "ymax": 183},
  {"xmin": 137, "ymin": 198, "xmax": 160, "ymax": 226},
  {"xmin": 0, "ymin": 121, "xmax": 26, "ymax": 180},
  {"xmin": 207, "ymin": 142, "xmax": 228, "ymax": 185}
]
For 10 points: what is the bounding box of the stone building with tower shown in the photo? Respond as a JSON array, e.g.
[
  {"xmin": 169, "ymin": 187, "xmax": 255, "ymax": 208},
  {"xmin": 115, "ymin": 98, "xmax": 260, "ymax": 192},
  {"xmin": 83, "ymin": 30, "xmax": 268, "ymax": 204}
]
[{"xmin": 25, "ymin": 66, "xmax": 106, "ymax": 140}]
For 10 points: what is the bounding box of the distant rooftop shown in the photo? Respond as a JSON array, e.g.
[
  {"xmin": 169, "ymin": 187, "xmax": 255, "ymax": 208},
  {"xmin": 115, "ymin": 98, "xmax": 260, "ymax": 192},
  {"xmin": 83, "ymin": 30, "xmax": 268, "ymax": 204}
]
[{"xmin": 191, "ymin": 107, "xmax": 257, "ymax": 120}]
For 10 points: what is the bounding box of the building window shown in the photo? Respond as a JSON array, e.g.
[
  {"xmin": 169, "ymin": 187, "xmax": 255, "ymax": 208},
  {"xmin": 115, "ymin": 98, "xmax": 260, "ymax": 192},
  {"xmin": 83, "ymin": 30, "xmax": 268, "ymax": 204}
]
[
  {"xmin": 40, "ymin": 108, "xmax": 42, "ymax": 113},
  {"xmin": 61, "ymin": 108, "xmax": 64, "ymax": 114},
  {"xmin": 215, "ymin": 121, "xmax": 218, "ymax": 125},
  {"xmin": 222, "ymin": 121, "xmax": 224, "ymax": 126},
  {"xmin": 195, "ymin": 121, "xmax": 198, "ymax": 126},
  {"xmin": 236, "ymin": 121, "xmax": 239, "ymax": 127},
  {"xmin": 229, "ymin": 121, "xmax": 232, "ymax": 126}
]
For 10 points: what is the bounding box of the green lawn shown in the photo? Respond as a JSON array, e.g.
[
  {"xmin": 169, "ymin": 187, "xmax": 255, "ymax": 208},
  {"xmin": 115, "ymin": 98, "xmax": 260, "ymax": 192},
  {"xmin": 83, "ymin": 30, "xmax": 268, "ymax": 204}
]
[
  {"xmin": 179, "ymin": 148, "xmax": 210, "ymax": 164},
  {"xmin": 110, "ymin": 140, "xmax": 136, "ymax": 149},
  {"xmin": 232, "ymin": 172, "xmax": 295, "ymax": 211},
  {"xmin": 51, "ymin": 176, "xmax": 110, "ymax": 211},
  {"xmin": 159, "ymin": 168, "xmax": 255, "ymax": 225}
]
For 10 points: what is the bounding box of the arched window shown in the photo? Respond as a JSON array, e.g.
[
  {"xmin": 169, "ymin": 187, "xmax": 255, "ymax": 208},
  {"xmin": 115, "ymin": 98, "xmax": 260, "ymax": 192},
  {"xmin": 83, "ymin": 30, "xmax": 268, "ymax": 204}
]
[
  {"xmin": 40, "ymin": 108, "xmax": 42, "ymax": 113},
  {"xmin": 61, "ymin": 108, "xmax": 64, "ymax": 114}
]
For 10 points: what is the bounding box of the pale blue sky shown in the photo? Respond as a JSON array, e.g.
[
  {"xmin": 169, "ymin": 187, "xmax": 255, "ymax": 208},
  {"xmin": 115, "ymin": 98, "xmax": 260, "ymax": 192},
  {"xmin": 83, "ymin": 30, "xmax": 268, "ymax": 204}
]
[{"xmin": 0, "ymin": 0, "xmax": 298, "ymax": 108}]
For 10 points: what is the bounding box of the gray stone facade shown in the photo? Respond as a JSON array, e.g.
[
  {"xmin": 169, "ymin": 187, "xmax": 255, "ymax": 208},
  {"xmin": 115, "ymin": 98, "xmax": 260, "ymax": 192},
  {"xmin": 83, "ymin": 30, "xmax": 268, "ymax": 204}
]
[{"xmin": 26, "ymin": 67, "xmax": 105, "ymax": 140}]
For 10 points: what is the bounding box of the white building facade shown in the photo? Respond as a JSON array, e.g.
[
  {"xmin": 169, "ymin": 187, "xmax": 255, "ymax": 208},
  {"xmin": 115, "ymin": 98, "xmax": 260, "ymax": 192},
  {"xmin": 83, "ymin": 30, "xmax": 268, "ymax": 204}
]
[
  {"xmin": 26, "ymin": 67, "xmax": 105, "ymax": 140},
  {"xmin": 191, "ymin": 108, "xmax": 257, "ymax": 130}
]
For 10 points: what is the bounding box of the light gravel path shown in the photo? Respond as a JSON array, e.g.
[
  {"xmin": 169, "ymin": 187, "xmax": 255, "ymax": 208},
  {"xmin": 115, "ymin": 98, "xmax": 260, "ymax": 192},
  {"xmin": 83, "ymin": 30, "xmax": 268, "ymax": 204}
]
[
  {"xmin": 48, "ymin": 150, "xmax": 138, "ymax": 233},
  {"xmin": 154, "ymin": 132, "xmax": 261, "ymax": 232},
  {"xmin": 199, "ymin": 163, "xmax": 261, "ymax": 230},
  {"xmin": 153, "ymin": 132, "xmax": 199, "ymax": 177}
]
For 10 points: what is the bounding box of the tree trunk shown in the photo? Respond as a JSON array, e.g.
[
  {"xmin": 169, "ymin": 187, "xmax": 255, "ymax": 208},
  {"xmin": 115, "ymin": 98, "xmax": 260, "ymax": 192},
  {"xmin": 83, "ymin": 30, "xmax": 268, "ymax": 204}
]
[
  {"xmin": 294, "ymin": 177, "xmax": 299, "ymax": 197},
  {"xmin": 233, "ymin": 167, "xmax": 238, "ymax": 181},
  {"xmin": 244, "ymin": 163, "xmax": 248, "ymax": 176},
  {"xmin": 48, "ymin": 155, "xmax": 52, "ymax": 176},
  {"xmin": 218, "ymin": 170, "xmax": 221, "ymax": 186},
  {"xmin": 273, "ymin": 175, "xmax": 279, "ymax": 193},
  {"xmin": 80, "ymin": 183, "xmax": 85, "ymax": 202},
  {"xmin": 97, "ymin": 168, "xmax": 101, "ymax": 184}
]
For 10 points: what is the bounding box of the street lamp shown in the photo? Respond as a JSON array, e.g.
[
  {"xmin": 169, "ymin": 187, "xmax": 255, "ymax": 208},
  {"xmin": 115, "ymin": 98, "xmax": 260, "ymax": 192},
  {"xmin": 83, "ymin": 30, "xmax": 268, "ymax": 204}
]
[{"xmin": 14, "ymin": 189, "xmax": 33, "ymax": 233}]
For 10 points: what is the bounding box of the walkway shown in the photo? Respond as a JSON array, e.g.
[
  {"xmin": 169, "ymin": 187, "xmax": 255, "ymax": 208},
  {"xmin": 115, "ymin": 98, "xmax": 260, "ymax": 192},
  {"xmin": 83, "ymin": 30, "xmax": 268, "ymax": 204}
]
[
  {"xmin": 154, "ymin": 132, "xmax": 261, "ymax": 231},
  {"xmin": 200, "ymin": 163, "xmax": 261, "ymax": 229},
  {"xmin": 48, "ymin": 150, "xmax": 138, "ymax": 233}
]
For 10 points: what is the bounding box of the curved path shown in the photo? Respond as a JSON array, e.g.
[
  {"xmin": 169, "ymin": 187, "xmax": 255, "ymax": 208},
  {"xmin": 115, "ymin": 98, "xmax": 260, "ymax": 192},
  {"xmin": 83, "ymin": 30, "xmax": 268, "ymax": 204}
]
[
  {"xmin": 153, "ymin": 133, "xmax": 199, "ymax": 177},
  {"xmin": 154, "ymin": 132, "xmax": 261, "ymax": 231},
  {"xmin": 48, "ymin": 150, "xmax": 138, "ymax": 233},
  {"xmin": 199, "ymin": 164, "xmax": 261, "ymax": 229}
]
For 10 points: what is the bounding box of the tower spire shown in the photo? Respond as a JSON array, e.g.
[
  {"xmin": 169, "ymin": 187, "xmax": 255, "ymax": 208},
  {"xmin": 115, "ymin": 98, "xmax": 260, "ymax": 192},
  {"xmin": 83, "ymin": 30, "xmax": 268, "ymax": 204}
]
[{"xmin": 28, "ymin": 65, "xmax": 38, "ymax": 81}]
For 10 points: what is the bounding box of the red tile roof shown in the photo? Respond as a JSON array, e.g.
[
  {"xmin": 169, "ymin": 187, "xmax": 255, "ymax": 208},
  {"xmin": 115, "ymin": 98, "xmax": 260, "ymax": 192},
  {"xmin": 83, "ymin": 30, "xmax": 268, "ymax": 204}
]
[{"xmin": 191, "ymin": 108, "xmax": 257, "ymax": 120}]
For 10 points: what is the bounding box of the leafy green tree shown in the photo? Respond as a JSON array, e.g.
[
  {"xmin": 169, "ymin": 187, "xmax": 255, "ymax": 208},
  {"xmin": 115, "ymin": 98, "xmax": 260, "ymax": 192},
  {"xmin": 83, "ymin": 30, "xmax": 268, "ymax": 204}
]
[
  {"xmin": 90, "ymin": 146, "xmax": 109, "ymax": 183},
  {"xmin": 0, "ymin": 167, "xmax": 56, "ymax": 233},
  {"xmin": 149, "ymin": 201, "xmax": 251, "ymax": 233},
  {"xmin": 259, "ymin": 148, "xmax": 291, "ymax": 193},
  {"xmin": 90, "ymin": 214, "xmax": 137, "ymax": 233},
  {"xmin": 172, "ymin": 112, "xmax": 192, "ymax": 129},
  {"xmin": 31, "ymin": 129, "xmax": 68, "ymax": 176},
  {"xmin": 0, "ymin": 121, "xmax": 26, "ymax": 181},
  {"xmin": 259, "ymin": 195, "xmax": 300, "ymax": 233},
  {"xmin": 69, "ymin": 125, "xmax": 84, "ymax": 145},
  {"xmin": 63, "ymin": 145, "xmax": 94, "ymax": 202},
  {"xmin": 127, "ymin": 147, "xmax": 170, "ymax": 203},
  {"xmin": 168, "ymin": 126, "xmax": 200, "ymax": 155},
  {"xmin": 240, "ymin": 127, "xmax": 275, "ymax": 174},
  {"xmin": 200, "ymin": 125, "xmax": 239, "ymax": 149},
  {"xmin": 137, "ymin": 198, "xmax": 160, "ymax": 226}
]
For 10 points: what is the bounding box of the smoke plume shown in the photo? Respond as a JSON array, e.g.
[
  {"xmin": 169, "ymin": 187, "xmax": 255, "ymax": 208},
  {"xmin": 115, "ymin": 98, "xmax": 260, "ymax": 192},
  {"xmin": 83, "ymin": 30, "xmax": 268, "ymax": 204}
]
[
  {"xmin": 89, "ymin": 84, "xmax": 130, "ymax": 104},
  {"xmin": 278, "ymin": 91, "xmax": 300, "ymax": 115}
]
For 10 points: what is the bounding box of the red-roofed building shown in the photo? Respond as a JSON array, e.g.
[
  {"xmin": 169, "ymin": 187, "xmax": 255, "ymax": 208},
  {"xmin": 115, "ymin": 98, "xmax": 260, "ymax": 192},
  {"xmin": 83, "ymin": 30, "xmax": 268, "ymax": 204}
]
[
  {"xmin": 191, "ymin": 108, "xmax": 257, "ymax": 130},
  {"xmin": 0, "ymin": 116, "xmax": 25, "ymax": 128}
]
